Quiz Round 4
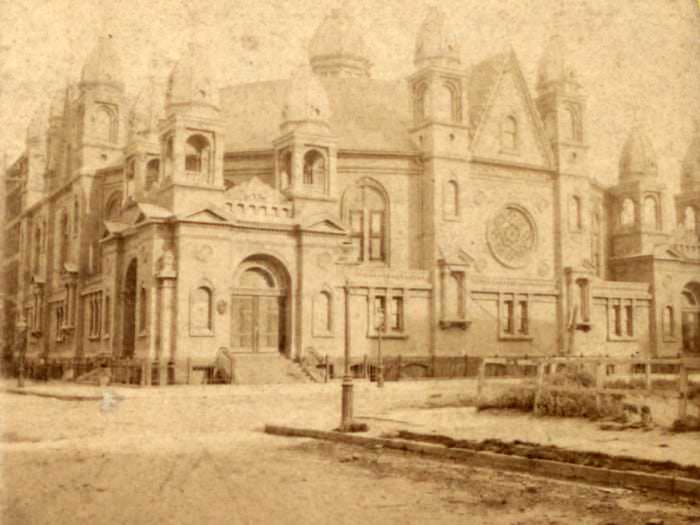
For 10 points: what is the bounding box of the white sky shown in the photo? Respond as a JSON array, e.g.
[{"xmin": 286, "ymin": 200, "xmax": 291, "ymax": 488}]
[{"xmin": 0, "ymin": 0, "xmax": 698, "ymax": 190}]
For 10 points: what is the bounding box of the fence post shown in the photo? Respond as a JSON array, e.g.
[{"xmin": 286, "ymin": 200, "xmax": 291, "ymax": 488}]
[
  {"xmin": 644, "ymin": 360, "xmax": 652, "ymax": 392},
  {"xmin": 533, "ymin": 362, "xmax": 545, "ymax": 416},
  {"xmin": 363, "ymin": 354, "xmax": 368, "ymax": 379},
  {"xmin": 678, "ymin": 362, "xmax": 689, "ymax": 421},
  {"xmin": 431, "ymin": 354, "xmax": 437, "ymax": 378},
  {"xmin": 324, "ymin": 354, "xmax": 329, "ymax": 383},
  {"xmin": 397, "ymin": 354, "xmax": 402, "ymax": 381},
  {"xmin": 476, "ymin": 360, "xmax": 486, "ymax": 405},
  {"xmin": 186, "ymin": 357, "xmax": 192, "ymax": 385}
]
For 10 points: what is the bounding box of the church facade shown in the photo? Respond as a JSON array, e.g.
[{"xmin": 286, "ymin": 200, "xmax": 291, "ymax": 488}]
[{"xmin": 3, "ymin": 8, "xmax": 700, "ymax": 380}]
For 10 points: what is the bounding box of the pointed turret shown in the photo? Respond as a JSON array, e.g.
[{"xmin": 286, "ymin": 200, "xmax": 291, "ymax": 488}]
[
  {"xmin": 414, "ymin": 6, "xmax": 460, "ymax": 69},
  {"xmin": 309, "ymin": 9, "xmax": 371, "ymax": 78}
]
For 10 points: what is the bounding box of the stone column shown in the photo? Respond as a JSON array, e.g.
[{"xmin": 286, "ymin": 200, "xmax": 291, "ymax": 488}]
[{"xmin": 156, "ymin": 251, "xmax": 177, "ymax": 385}]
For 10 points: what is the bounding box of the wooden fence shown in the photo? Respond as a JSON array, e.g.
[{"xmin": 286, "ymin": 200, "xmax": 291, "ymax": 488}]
[{"xmin": 476, "ymin": 356, "xmax": 700, "ymax": 420}]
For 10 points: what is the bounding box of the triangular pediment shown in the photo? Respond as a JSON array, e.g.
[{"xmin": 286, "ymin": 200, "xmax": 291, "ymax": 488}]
[
  {"xmin": 183, "ymin": 207, "xmax": 232, "ymax": 223},
  {"xmin": 438, "ymin": 244, "xmax": 475, "ymax": 267},
  {"xmin": 300, "ymin": 215, "xmax": 347, "ymax": 234},
  {"xmin": 471, "ymin": 51, "xmax": 552, "ymax": 169}
]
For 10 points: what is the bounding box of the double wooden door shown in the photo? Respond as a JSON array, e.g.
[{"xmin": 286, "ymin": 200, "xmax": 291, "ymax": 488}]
[{"xmin": 231, "ymin": 294, "xmax": 284, "ymax": 353}]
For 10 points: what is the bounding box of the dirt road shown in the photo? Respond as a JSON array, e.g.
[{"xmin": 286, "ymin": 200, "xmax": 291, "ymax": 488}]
[{"xmin": 1, "ymin": 388, "xmax": 698, "ymax": 524}]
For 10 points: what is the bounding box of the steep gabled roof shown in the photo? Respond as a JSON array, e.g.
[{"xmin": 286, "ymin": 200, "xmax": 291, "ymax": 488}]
[{"xmin": 467, "ymin": 52, "xmax": 510, "ymax": 136}]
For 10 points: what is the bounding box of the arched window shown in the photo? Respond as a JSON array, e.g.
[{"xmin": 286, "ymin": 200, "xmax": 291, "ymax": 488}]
[
  {"xmin": 185, "ymin": 135, "xmax": 211, "ymax": 179},
  {"xmin": 444, "ymin": 180, "xmax": 459, "ymax": 217},
  {"xmin": 105, "ymin": 192, "xmax": 122, "ymax": 221},
  {"xmin": 643, "ymin": 196, "xmax": 658, "ymax": 230},
  {"xmin": 94, "ymin": 106, "xmax": 115, "ymax": 143},
  {"xmin": 279, "ymin": 150, "xmax": 292, "ymax": 190},
  {"xmin": 145, "ymin": 159, "xmax": 160, "ymax": 190},
  {"xmin": 562, "ymin": 107, "xmax": 579, "ymax": 142},
  {"xmin": 191, "ymin": 286, "xmax": 213, "ymax": 334},
  {"xmin": 314, "ymin": 290, "xmax": 332, "ymax": 335},
  {"xmin": 33, "ymin": 224, "xmax": 42, "ymax": 274},
  {"xmin": 343, "ymin": 180, "xmax": 388, "ymax": 263},
  {"xmin": 502, "ymin": 116, "xmax": 518, "ymax": 151},
  {"xmin": 570, "ymin": 195, "xmax": 582, "ymax": 231},
  {"xmin": 73, "ymin": 197, "xmax": 80, "ymax": 236},
  {"xmin": 620, "ymin": 198, "xmax": 635, "ymax": 227},
  {"xmin": 684, "ymin": 206, "xmax": 697, "ymax": 233},
  {"xmin": 139, "ymin": 286, "xmax": 148, "ymax": 333},
  {"xmin": 435, "ymin": 84, "xmax": 455, "ymax": 122},
  {"xmin": 663, "ymin": 306, "xmax": 675, "ymax": 339},
  {"xmin": 414, "ymin": 83, "xmax": 428, "ymax": 122},
  {"xmin": 59, "ymin": 210, "xmax": 69, "ymax": 267},
  {"xmin": 303, "ymin": 150, "xmax": 326, "ymax": 189}
]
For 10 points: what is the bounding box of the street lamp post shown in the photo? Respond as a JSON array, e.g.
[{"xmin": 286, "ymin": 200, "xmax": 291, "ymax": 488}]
[
  {"xmin": 340, "ymin": 280, "xmax": 354, "ymax": 431},
  {"xmin": 15, "ymin": 315, "xmax": 28, "ymax": 388}
]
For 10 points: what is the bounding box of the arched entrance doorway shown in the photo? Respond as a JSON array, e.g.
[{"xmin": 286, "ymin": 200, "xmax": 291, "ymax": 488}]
[
  {"xmin": 682, "ymin": 282, "xmax": 700, "ymax": 355},
  {"xmin": 123, "ymin": 259, "xmax": 137, "ymax": 358},
  {"xmin": 231, "ymin": 256, "xmax": 288, "ymax": 354}
]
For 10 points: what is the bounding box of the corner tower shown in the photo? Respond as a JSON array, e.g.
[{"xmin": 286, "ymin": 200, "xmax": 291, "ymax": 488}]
[
  {"xmin": 157, "ymin": 43, "xmax": 225, "ymax": 213},
  {"xmin": 273, "ymin": 63, "xmax": 337, "ymax": 217},
  {"xmin": 610, "ymin": 126, "xmax": 670, "ymax": 259},
  {"xmin": 676, "ymin": 120, "xmax": 700, "ymax": 238}
]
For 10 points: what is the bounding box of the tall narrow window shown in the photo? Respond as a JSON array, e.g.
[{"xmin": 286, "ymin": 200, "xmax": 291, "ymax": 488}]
[
  {"xmin": 504, "ymin": 300, "xmax": 515, "ymax": 335},
  {"xmin": 314, "ymin": 291, "xmax": 332, "ymax": 334},
  {"xmin": 374, "ymin": 296, "xmax": 386, "ymax": 332},
  {"xmin": 191, "ymin": 286, "xmax": 213, "ymax": 334},
  {"xmin": 414, "ymin": 83, "xmax": 428, "ymax": 122},
  {"xmin": 390, "ymin": 297, "xmax": 403, "ymax": 332},
  {"xmin": 444, "ymin": 180, "xmax": 458, "ymax": 218},
  {"xmin": 435, "ymin": 84, "xmax": 455, "ymax": 122},
  {"xmin": 577, "ymin": 279, "xmax": 590, "ymax": 323},
  {"xmin": 185, "ymin": 135, "xmax": 211, "ymax": 180},
  {"xmin": 518, "ymin": 300, "xmax": 529, "ymax": 335},
  {"xmin": 94, "ymin": 107, "xmax": 115, "ymax": 143},
  {"xmin": 73, "ymin": 198, "xmax": 80, "ymax": 236},
  {"xmin": 613, "ymin": 304, "xmax": 622, "ymax": 336},
  {"xmin": 145, "ymin": 159, "xmax": 160, "ymax": 190},
  {"xmin": 344, "ymin": 181, "xmax": 388, "ymax": 263},
  {"xmin": 60, "ymin": 211, "xmax": 69, "ymax": 267},
  {"xmin": 33, "ymin": 224, "xmax": 41, "ymax": 274},
  {"xmin": 562, "ymin": 107, "xmax": 578, "ymax": 142},
  {"xmin": 684, "ymin": 206, "xmax": 697, "ymax": 233},
  {"xmin": 139, "ymin": 286, "xmax": 148, "ymax": 333},
  {"xmin": 570, "ymin": 196, "xmax": 582, "ymax": 231},
  {"xmin": 663, "ymin": 306, "xmax": 674, "ymax": 339},
  {"xmin": 643, "ymin": 196, "xmax": 658, "ymax": 230},
  {"xmin": 103, "ymin": 295, "xmax": 111, "ymax": 336},
  {"xmin": 303, "ymin": 150, "xmax": 326, "ymax": 190},
  {"xmin": 625, "ymin": 302, "xmax": 634, "ymax": 337},
  {"xmin": 620, "ymin": 198, "xmax": 635, "ymax": 227},
  {"xmin": 502, "ymin": 116, "xmax": 518, "ymax": 151}
]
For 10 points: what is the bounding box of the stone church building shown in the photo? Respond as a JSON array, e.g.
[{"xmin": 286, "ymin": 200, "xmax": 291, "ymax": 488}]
[{"xmin": 3, "ymin": 8, "xmax": 700, "ymax": 381}]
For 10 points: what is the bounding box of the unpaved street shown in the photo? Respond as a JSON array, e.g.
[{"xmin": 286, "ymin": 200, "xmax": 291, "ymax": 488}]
[{"xmin": 1, "ymin": 386, "xmax": 698, "ymax": 524}]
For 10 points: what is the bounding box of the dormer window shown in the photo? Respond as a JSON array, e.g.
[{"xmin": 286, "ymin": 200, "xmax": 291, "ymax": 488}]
[{"xmin": 501, "ymin": 115, "xmax": 518, "ymax": 152}]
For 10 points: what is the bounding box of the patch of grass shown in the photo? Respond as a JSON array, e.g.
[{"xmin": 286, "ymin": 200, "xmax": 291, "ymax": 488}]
[
  {"xmin": 477, "ymin": 367, "xmax": 624, "ymax": 420},
  {"xmin": 671, "ymin": 416, "xmax": 700, "ymax": 433}
]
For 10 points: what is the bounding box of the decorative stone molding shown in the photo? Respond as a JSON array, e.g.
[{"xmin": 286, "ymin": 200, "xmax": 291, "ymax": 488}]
[{"xmin": 487, "ymin": 204, "xmax": 537, "ymax": 269}]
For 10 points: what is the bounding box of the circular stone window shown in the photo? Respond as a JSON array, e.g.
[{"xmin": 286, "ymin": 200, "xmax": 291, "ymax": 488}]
[{"xmin": 487, "ymin": 205, "xmax": 537, "ymax": 268}]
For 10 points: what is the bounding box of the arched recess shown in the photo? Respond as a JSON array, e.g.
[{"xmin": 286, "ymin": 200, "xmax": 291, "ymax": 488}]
[
  {"xmin": 185, "ymin": 134, "xmax": 211, "ymax": 181},
  {"xmin": 444, "ymin": 180, "xmax": 459, "ymax": 218},
  {"xmin": 145, "ymin": 158, "xmax": 160, "ymax": 190},
  {"xmin": 643, "ymin": 196, "xmax": 659, "ymax": 230},
  {"xmin": 122, "ymin": 258, "xmax": 138, "ymax": 358},
  {"xmin": 414, "ymin": 82, "xmax": 429, "ymax": 122},
  {"xmin": 303, "ymin": 149, "xmax": 326, "ymax": 190},
  {"xmin": 94, "ymin": 105, "xmax": 117, "ymax": 143},
  {"xmin": 620, "ymin": 198, "xmax": 635, "ymax": 227},
  {"xmin": 340, "ymin": 177, "xmax": 390, "ymax": 264},
  {"xmin": 681, "ymin": 282, "xmax": 700, "ymax": 354},
  {"xmin": 190, "ymin": 279, "xmax": 215, "ymax": 336},
  {"xmin": 313, "ymin": 287, "xmax": 333, "ymax": 336},
  {"xmin": 435, "ymin": 82, "xmax": 458, "ymax": 123},
  {"xmin": 231, "ymin": 255, "xmax": 291, "ymax": 355}
]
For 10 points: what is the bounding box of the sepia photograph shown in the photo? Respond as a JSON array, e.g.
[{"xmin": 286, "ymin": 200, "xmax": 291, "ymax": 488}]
[{"xmin": 1, "ymin": 0, "xmax": 699, "ymax": 523}]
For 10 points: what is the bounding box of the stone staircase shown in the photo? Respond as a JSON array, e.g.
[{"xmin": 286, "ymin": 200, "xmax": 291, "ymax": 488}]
[{"xmin": 229, "ymin": 353, "xmax": 311, "ymax": 385}]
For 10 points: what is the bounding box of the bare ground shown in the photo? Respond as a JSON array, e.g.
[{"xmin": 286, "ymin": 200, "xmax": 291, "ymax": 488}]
[{"xmin": 1, "ymin": 381, "xmax": 699, "ymax": 524}]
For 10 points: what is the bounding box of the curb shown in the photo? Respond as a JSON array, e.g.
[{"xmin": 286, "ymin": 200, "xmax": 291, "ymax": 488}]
[
  {"xmin": 264, "ymin": 424, "xmax": 700, "ymax": 498},
  {"xmin": 4, "ymin": 388, "xmax": 104, "ymax": 401}
]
